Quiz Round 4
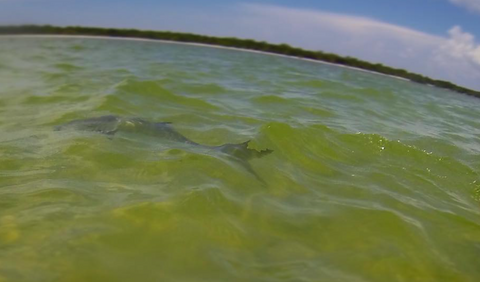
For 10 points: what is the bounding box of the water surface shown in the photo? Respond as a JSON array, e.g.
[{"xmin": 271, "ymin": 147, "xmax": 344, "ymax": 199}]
[{"xmin": 1, "ymin": 37, "xmax": 480, "ymax": 282}]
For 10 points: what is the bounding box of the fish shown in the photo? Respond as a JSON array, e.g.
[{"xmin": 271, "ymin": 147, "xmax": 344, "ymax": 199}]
[{"xmin": 55, "ymin": 115, "xmax": 273, "ymax": 180}]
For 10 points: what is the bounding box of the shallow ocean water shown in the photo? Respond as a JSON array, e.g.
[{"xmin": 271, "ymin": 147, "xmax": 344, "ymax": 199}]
[{"xmin": 1, "ymin": 37, "xmax": 480, "ymax": 282}]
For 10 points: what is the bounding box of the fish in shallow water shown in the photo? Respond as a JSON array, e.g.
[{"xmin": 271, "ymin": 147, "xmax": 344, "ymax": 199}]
[{"xmin": 55, "ymin": 115, "xmax": 272, "ymax": 180}]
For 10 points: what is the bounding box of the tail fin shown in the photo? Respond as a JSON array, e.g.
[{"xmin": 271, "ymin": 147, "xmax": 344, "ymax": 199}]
[
  {"xmin": 216, "ymin": 140, "xmax": 273, "ymax": 160},
  {"xmin": 216, "ymin": 141, "xmax": 272, "ymax": 183}
]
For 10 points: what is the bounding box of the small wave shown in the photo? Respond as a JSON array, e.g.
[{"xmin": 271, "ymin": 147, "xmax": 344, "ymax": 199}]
[
  {"xmin": 99, "ymin": 78, "xmax": 220, "ymax": 113},
  {"xmin": 351, "ymin": 87, "xmax": 397, "ymax": 102},
  {"xmin": 23, "ymin": 94, "xmax": 90, "ymax": 105},
  {"xmin": 174, "ymin": 83, "xmax": 228, "ymax": 95},
  {"xmin": 252, "ymin": 95, "xmax": 290, "ymax": 104},
  {"xmin": 54, "ymin": 63, "xmax": 83, "ymax": 71}
]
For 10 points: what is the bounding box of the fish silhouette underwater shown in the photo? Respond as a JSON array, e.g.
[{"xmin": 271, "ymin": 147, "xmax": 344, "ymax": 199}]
[{"xmin": 55, "ymin": 115, "xmax": 273, "ymax": 181}]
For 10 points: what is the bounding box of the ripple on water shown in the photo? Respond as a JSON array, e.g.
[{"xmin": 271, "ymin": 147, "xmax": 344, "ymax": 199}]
[
  {"xmin": 252, "ymin": 95, "xmax": 290, "ymax": 104},
  {"xmin": 171, "ymin": 82, "xmax": 229, "ymax": 96},
  {"xmin": 53, "ymin": 63, "xmax": 83, "ymax": 72},
  {"xmin": 96, "ymin": 78, "xmax": 220, "ymax": 114}
]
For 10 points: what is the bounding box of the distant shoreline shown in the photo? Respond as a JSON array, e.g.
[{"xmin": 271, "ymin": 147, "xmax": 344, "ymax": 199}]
[
  {"xmin": 0, "ymin": 25, "xmax": 478, "ymax": 97},
  {"xmin": 0, "ymin": 34, "xmax": 410, "ymax": 83}
]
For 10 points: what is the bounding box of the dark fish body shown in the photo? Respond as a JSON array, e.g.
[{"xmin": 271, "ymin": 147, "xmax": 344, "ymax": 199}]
[
  {"xmin": 55, "ymin": 115, "xmax": 190, "ymax": 142},
  {"xmin": 55, "ymin": 115, "xmax": 272, "ymax": 168}
]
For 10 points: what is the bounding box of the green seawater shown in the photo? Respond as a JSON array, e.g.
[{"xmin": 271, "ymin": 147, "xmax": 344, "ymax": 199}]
[{"xmin": 1, "ymin": 37, "xmax": 480, "ymax": 282}]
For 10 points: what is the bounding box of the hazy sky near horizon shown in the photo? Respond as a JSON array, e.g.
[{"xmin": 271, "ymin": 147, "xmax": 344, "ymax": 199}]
[{"xmin": 2, "ymin": 0, "xmax": 480, "ymax": 90}]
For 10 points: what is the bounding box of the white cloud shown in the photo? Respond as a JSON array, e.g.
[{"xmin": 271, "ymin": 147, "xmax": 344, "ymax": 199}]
[
  {"xmin": 437, "ymin": 26, "xmax": 480, "ymax": 65},
  {"xmin": 449, "ymin": 0, "xmax": 480, "ymax": 14},
  {"xmin": 431, "ymin": 25, "xmax": 480, "ymax": 86}
]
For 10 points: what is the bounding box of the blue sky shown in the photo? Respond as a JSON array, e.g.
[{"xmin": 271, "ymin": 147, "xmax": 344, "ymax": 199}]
[{"xmin": 2, "ymin": 0, "xmax": 480, "ymax": 90}]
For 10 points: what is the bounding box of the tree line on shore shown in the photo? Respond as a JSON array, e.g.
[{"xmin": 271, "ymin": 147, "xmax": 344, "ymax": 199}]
[{"xmin": 1, "ymin": 25, "xmax": 479, "ymax": 97}]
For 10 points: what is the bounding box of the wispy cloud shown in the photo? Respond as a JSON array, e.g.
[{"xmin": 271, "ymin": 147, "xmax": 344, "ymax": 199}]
[{"xmin": 449, "ymin": 0, "xmax": 480, "ymax": 14}]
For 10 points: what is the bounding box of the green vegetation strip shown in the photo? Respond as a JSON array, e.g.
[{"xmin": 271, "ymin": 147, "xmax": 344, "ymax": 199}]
[{"xmin": 1, "ymin": 25, "xmax": 479, "ymax": 97}]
